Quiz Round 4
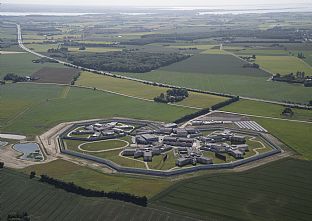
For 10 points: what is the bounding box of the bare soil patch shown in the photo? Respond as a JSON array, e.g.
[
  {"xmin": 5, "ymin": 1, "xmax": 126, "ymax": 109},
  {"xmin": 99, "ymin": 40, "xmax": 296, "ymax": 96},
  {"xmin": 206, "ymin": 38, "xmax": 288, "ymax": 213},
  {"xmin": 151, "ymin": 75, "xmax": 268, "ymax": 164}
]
[{"xmin": 32, "ymin": 67, "xmax": 80, "ymax": 84}]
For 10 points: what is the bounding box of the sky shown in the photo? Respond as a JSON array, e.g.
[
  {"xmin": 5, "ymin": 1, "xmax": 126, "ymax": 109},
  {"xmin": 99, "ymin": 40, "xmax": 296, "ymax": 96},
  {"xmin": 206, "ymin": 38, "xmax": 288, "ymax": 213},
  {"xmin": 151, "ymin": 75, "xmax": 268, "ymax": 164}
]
[{"xmin": 2, "ymin": 0, "xmax": 312, "ymax": 6}]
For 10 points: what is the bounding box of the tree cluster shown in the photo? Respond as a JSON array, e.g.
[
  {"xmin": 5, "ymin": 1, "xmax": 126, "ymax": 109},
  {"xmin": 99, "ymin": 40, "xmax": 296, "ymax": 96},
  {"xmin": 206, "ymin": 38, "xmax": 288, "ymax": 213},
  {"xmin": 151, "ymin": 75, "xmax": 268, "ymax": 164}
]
[
  {"xmin": 0, "ymin": 161, "xmax": 4, "ymax": 168},
  {"xmin": 7, "ymin": 212, "xmax": 30, "ymax": 221},
  {"xmin": 282, "ymin": 107, "xmax": 294, "ymax": 117},
  {"xmin": 47, "ymin": 47, "xmax": 68, "ymax": 53},
  {"xmin": 154, "ymin": 88, "xmax": 189, "ymax": 103},
  {"xmin": 242, "ymin": 63, "xmax": 259, "ymax": 69},
  {"xmin": 39, "ymin": 175, "xmax": 147, "ymax": 207},
  {"xmin": 297, "ymin": 52, "xmax": 305, "ymax": 59},
  {"xmin": 3, "ymin": 73, "xmax": 29, "ymax": 82},
  {"xmin": 68, "ymin": 51, "xmax": 190, "ymax": 73},
  {"xmin": 272, "ymin": 72, "xmax": 312, "ymax": 87}
]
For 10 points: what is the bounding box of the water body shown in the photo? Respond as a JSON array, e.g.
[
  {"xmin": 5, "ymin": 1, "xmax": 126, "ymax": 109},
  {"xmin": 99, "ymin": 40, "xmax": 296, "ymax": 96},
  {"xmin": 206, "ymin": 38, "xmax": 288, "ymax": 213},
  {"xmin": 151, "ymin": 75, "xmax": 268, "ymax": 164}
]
[{"xmin": 13, "ymin": 143, "xmax": 43, "ymax": 161}]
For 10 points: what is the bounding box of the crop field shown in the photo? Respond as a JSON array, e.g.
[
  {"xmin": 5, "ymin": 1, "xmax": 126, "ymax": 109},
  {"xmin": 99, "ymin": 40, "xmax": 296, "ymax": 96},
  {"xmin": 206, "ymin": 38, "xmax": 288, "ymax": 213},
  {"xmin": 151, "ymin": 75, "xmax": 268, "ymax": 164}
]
[
  {"xmin": 32, "ymin": 67, "xmax": 80, "ymax": 84},
  {"xmin": 162, "ymin": 54, "xmax": 268, "ymax": 76},
  {"xmin": 253, "ymin": 117, "xmax": 312, "ymax": 160},
  {"xmin": 222, "ymin": 99, "xmax": 312, "ymax": 122},
  {"xmin": 0, "ymin": 83, "xmax": 63, "ymax": 129},
  {"xmin": 289, "ymin": 50, "xmax": 312, "ymax": 66},
  {"xmin": 255, "ymin": 56, "xmax": 312, "ymax": 75},
  {"xmin": 1, "ymin": 168, "xmax": 193, "ymax": 221},
  {"xmin": 25, "ymin": 43, "xmax": 122, "ymax": 53},
  {"xmin": 0, "ymin": 53, "xmax": 63, "ymax": 78},
  {"xmin": 150, "ymin": 158, "xmax": 312, "ymax": 221},
  {"xmin": 76, "ymin": 71, "xmax": 227, "ymax": 108},
  {"xmin": 21, "ymin": 159, "xmax": 172, "ymax": 197},
  {"xmin": 119, "ymin": 69, "xmax": 311, "ymax": 103},
  {"xmin": 1, "ymin": 84, "xmax": 195, "ymax": 136}
]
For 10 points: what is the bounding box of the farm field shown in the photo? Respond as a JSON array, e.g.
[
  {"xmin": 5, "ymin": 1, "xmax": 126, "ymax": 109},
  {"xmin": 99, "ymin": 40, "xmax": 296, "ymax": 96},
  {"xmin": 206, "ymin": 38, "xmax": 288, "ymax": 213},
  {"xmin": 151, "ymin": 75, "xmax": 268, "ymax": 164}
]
[
  {"xmin": 253, "ymin": 117, "xmax": 312, "ymax": 160},
  {"xmin": 0, "ymin": 84, "xmax": 195, "ymax": 136},
  {"xmin": 289, "ymin": 50, "xmax": 312, "ymax": 66},
  {"xmin": 25, "ymin": 43, "xmax": 122, "ymax": 53},
  {"xmin": 20, "ymin": 159, "xmax": 172, "ymax": 197},
  {"xmin": 32, "ymin": 67, "xmax": 80, "ymax": 84},
  {"xmin": 118, "ymin": 69, "xmax": 311, "ymax": 103},
  {"xmin": 255, "ymin": 56, "xmax": 312, "ymax": 75},
  {"xmin": 161, "ymin": 54, "xmax": 268, "ymax": 76},
  {"xmin": 1, "ymin": 168, "xmax": 192, "ymax": 221},
  {"xmin": 0, "ymin": 83, "xmax": 63, "ymax": 129},
  {"xmin": 150, "ymin": 158, "xmax": 312, "ymax": 221},
  {"xmin": 76, "ymin": 71, "xmax": 227, "ymax": 108},
  {"xmin": 0, "ymin": 53, "xmax": 63, "ymax": 78},
  {"xmin": 221, "ymin": 99, "xmax": 312, "ymax": 122}
]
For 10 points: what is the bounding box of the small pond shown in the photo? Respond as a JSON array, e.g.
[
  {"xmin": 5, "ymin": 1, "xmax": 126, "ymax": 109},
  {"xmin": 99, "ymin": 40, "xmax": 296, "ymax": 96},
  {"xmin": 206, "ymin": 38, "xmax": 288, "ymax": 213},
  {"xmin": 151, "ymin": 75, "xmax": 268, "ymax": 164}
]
[{"xmin": 13, "ymin": 143, "xmax": 44, "ymax": 161}]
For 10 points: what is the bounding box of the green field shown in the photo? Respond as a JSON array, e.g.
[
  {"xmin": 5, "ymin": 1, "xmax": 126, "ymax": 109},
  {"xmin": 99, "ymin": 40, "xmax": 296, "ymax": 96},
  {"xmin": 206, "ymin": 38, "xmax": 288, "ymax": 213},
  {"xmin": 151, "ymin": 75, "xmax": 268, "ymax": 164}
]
[
  {"xmin": 78, "ymin": 139, "xmax": 129, "ymax": 152},
  {"xmin": 253, "ymin": 118, "xmax": 312, "ymax": 160},
  {"xmin": 0, "ymin": 84, "xmax": 195, "ymax": 136},
  {"xmin": 21, "ymin": 159, "xmax": 172, "ymax": 197},
  {"xmin": 77, "ymin": 71, "xmax": 227, "ymax": 108},
  {"xmin": 64, "ymin": 139, "xmax": 146, "ymax": 168},
  {"xmin": 151, "ymin": 158, "xmax": 312, "ymax": 221},
  {"xmin": 0, "ymin": 83, "xmax": 63, "ymax": 128},
  {"xmin": 25, "ymin": 43, "xmax": 122, "ymax": 53},
  {"xmin": 1, "ymin": 168, "xmax": 194, "ymax": 221},
  {"xmin": 255, "ymin": 56, "xmax": 312, "ymax": 74},
  {"xmin": 0, "ymin": 53, "xmax": 63, "ymax": 78},
  {"xmin": 222, "ymin": 99, "xmax": 312, "ymax": 122}
]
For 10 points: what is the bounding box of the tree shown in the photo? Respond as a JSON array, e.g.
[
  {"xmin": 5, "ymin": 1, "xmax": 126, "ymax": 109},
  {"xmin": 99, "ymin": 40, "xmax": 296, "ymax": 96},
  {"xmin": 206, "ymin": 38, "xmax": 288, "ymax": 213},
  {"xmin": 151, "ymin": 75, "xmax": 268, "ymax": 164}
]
[
  {"xmin": 252, "ymin": 54, "xmax": 256, "ymax": 59},
  {"xmin": 30, "ymin": 171, "xmax": 36, "ymax": 179},
  {"xmin": 282, "ymin": 107, "xmax": 294, "ymax": 117},
  {"xmin": 0, "ymin": 161, "xmax": 4, "ymax": 168}
]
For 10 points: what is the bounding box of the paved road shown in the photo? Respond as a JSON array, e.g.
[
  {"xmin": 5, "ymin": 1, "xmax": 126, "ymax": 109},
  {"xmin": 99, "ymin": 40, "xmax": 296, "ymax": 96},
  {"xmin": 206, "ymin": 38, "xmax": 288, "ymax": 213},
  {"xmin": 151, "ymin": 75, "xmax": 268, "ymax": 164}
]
[{"xmin": 16, "ymin": 24, "xmax": 311, "ymax": 110}]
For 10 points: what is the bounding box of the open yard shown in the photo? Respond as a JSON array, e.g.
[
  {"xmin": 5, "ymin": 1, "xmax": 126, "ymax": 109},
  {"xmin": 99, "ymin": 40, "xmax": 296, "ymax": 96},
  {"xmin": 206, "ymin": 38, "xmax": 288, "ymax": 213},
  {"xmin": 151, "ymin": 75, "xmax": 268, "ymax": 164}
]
[
  {"xmin": 32, "ymin": 67, "xmax": 80, "ymax": 84},
  {"xmin": 150, "ymin": 158, "xmax": 312, "ymax": 221}
]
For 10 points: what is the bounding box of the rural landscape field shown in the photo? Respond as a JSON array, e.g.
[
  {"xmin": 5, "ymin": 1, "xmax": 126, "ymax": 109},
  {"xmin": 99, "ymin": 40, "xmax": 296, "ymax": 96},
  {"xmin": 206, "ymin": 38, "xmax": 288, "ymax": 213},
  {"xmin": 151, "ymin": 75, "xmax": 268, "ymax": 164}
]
[{"xmin": 0, "ymin": 1, "xmax": 311, "ymax": 221}]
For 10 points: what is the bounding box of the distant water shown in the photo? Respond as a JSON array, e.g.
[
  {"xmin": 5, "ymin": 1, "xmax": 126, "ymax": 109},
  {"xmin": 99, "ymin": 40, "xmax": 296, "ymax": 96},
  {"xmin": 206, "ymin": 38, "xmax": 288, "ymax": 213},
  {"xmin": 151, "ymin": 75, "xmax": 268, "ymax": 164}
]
[
  {"xmin": 0, "ymin": 12, "xmax": 104, "ymax": 16},
  {"xmin": 1, "ymin": 3, "xmax": 312, "ymax": 16}
]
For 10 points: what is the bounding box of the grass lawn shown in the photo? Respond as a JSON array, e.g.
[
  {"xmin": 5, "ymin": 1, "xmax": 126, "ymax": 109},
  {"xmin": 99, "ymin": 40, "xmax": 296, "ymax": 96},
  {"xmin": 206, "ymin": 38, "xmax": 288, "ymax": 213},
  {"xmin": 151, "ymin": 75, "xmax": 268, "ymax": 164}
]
[
  {"xmin": 147, "ymin": 150, "xmax": 177, "ymax": 170},
  {"xmin": 222, "ymin": 99, "xmax": 312, "ymax": 122},
  {"xmin": 255, "ymin": 55, "xmax": 312, "ymax": 75},
  {"xmin": 150, "ymin": 158, "xmax": 312, "ymax": 221},
  {"xmin": 63, "ymin": 139, "xmax": 146, "ymax": 168},
  {"xmin": 20, "ymin": 159, "xmax": 172, "ymax": 197},
  {"xmin": 1, "ymin": 84, "xmax": 195, "ymax": 136},
  {"xmin": 79, "ymin": 140, "xmax": 128, "ymax": 151},
  {"xmin": 76, "ymin": 71, "xmax": 227, "ymax": 108}
]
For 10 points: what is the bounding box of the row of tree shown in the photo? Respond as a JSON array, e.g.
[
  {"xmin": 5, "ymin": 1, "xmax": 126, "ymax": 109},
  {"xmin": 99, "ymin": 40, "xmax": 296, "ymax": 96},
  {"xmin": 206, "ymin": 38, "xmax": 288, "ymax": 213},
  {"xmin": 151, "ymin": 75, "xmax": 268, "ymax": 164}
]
[
  {"xmin": 174, "ymin": 96, "xmax": 240, "ymax": 124},
  {"xmin": 3, "ymin": 73, "xmax": 30, "ymax": 82},
  {"xmin": 39, "ymin": 175, "xmax": 147, "ymax": 207},
  {"xmin": 154, "ymin": 88, "xmax": 189, "ymax": 103}
]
